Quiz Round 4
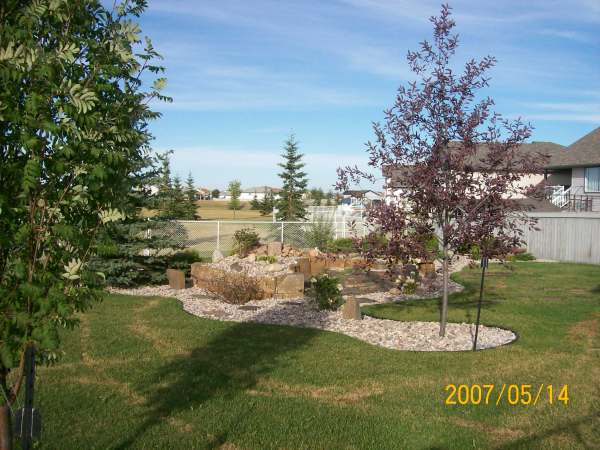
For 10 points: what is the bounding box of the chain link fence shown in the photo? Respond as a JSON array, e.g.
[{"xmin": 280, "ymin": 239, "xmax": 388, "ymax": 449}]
[{"xmin": 166, "ymin": 219, "xmax": 368, "ymax": 256}]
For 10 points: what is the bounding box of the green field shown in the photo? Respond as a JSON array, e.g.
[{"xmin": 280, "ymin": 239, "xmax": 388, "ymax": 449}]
[{"xmin": 33, "ymin": 262, "xmax": 599, "ymax": 449}]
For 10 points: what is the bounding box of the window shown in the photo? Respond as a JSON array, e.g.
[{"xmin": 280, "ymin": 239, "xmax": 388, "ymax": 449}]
[{"xmin": 585, "ymin": 167, "xmax": 600, "ymax": 192}]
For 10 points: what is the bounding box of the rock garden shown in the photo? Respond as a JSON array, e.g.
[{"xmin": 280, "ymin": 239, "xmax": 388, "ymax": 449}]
[{"xmin": 113, "ymin": 229, "xmax": 516, "ymax": 352}]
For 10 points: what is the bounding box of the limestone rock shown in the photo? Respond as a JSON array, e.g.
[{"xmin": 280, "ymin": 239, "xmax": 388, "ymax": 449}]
[
  {"xmin": 342, "ymin": 297, "xmax": 361, "ymax": 320},
  {"xmin": 166, "ymin": 269, "xmax": 186, "ymax": 290},
  {"xmin": 265, "ymin": 263, "xmax": 284, "ymax": 272},
  {"xmin": 275, "ymin": 273, "xmax": 304, "ymax": 298},
  {"xmin": 294, "ymin": 257, "xmax": 311, "ymax": 279},
  {"xmin": 245, "ymin": 253, "xmax": 256, "ymax": 263},
  {"xmin": 212, "ymin": 249, "xmax": 224, "ymax": 263},
  {"xmin": 267, "ymin": 242, "xmax": 283, "ymax": 257}
]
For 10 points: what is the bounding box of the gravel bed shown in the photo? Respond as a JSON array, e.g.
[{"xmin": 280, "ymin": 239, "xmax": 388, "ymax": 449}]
[{"xmin": 108, "ymin": 284, "xmax": 515, "ymax": 352}]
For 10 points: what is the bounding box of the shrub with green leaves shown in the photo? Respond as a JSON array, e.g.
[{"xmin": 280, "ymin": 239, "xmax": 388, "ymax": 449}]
[
  {"xmin": 305, "ymin": 221, "xmax": 335, "ymax": 251},
  {"xmin": 232, "ymin": 228, "xmax": 260, "ymax": 256},
  {"xmin": 0, "ymin": 0, "xmax": 168, "ymax": 439},
  {"xmin": 308, "ymin": 274, "xmax": 343, "ymax": 310},
  {"xmin": 257, "ymin": 255, "xmax": 277, "ymax": 264},
  {"xmin": 326, "ymin": 237, "xmax": 356, "ymax": 254}
]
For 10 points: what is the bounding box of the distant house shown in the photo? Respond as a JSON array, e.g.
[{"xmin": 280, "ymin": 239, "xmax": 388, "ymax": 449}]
[
  {"xmin": 196, "ymin": 187, "xmax": 211, "ymax": 200},
  {"xmin": 222, "ymin": 186, "xmax": 282, "ymax": 201},
  {"xmin": 383, "ymin": 127, "xmax": 600, "ymax": 213},
  {"xmin": 342, "ymin": 189, "xmax": 382, "ymax": 207}
]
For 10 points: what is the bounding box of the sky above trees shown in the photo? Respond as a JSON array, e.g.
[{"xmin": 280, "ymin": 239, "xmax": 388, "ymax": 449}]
[{"xmin": 139, "ymin": 0, "xmax": 600, "ymax": 190}]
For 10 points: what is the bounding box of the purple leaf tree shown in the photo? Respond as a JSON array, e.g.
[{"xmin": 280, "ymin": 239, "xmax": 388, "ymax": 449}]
[{"xmin": 337, "ymin": 4, "xmax": 545, "ymax": 336}]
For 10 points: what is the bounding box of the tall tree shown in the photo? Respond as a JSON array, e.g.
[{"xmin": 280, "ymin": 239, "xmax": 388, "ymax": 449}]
[
  {"xmin": 337, "ymin": 5, "xmax": 542, "ymax": 337},
  {"xmin": 276, "ymin": 135, "xmax": 308, "ymax": 220},
  {"xmin": 0, "ymin": 1, "xmax": 168, "ymax": 447},
  {"xmin": 227, "ymin": 180, "xmax": 242, "ymax": 218},
  {"xmin": 184, "ymin": 172, "xmax": 198, "ymax": 219},
  {"xmin": 259, "ymin": 190, "xmax": 275, "ymax": 216},
  {"xmin": 211, "ymin": 188, "xmax": 220, "ymax": 199}
]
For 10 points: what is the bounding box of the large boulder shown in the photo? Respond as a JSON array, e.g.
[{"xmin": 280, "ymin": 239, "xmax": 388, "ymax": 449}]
[
  {"xmin": 267, "ymin": 241, "xmax": 283, "ymax": 257},
  {"xmin": 342, "ymin": 297, "xmax": 361, "ymax": 320},
  {"xmin": 294, "ymin": 257, "xmax": 311, "ymax": 279},
  {"xmin": 309, "ymin": 256, "xmax": 327, "ymax": 276},
  {"xmin": 166, "ymin": 268, "xmax": 185, "ymax": 290},
  {"xmin": 212, "ymin": 249, "xmax": 224, "ymax": 263},
  {"xmin": 275, "ymin": 273, "xmax": 304, "ymax": 298}
]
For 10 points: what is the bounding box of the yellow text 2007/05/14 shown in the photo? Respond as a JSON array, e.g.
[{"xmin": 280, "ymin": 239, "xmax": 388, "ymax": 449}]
[{"xmin": 444, "ymin": 384, "xmax": 569, "ymax": 406}]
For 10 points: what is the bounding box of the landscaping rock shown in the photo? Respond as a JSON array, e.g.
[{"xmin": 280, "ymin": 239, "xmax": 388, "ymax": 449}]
[
  {"xmin": 310, "ymin": 257, "xmax": 327, "ymax": 276},
  {"xmin": 342, "ymin": 297, "xmax": 361, "ymax": 320},
  {"xmin": 212, "ymin": 249, "xmax": 224, "ymax": 263},
  {"xmin": 326, "ymin": 255, "xmax": 346, "ymax": 270},
  {"xmin": 245, "ymin": 253, "xmax": 256, "ymax": 263},
  {"xmin": 166, "ymin": 269, "xmax": 186, "ymax": 290},
  {"xmin": 109, "ymin": 280, "xmax": 515, "ymax": 352},
  {"xmin": 267, "ymin": 242, "xmax": 283, "ymax": 256},
  {"xmin": 388, "ymin": 287, "xmax": 401, "ymax": 295},
  {"xmin": 265, "ymin": 263, "xmax": 284, "ymax": 273},
  {"xmin": 257, "ymin": 276, "xmax": 277, "ymax": 298},
  {"xmin": 308, "ymin": 248, "xmax": 322, "ymax": 258},
  {"xmin": 254, "ymin": 245, "xmax": 268, "ymax": 256},
  {"xmin": 275, "ymin": 273, "xmax": 304, "ymax": 298},
  {"xmin": 294, "ymin": 257, "xmax": 311, "ymax": 279}
]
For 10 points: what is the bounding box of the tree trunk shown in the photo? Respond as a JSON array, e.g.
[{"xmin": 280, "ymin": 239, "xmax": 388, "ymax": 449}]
[
  {"xmin": 0, "ymin": 403, "xmax": 11, "ymax": 450},
  {"xmin": 0, "ymin": 370, "xmax": 12, "ymax": 450},
  {"xmin": 439, "ymin": 243, "xmax": 449, "ymax": 337}
]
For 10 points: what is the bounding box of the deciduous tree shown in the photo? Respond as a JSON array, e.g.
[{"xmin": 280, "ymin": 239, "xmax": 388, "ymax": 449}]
[
  {"xmin": 227, "ymin": 180, "xmax": 242, "ymax": 217},
  {"xmin": 337, "ymin": 4, "xmax": 543, "ymax": 336},
  {"xmin": 0, "ymin": 1, "xmax": 168, "ymax": 447}
]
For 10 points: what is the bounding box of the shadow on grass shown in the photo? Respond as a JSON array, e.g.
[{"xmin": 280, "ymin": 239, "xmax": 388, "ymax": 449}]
[
  {"xmin": 114, "ymin": 303, "xmax": 320, "ymax": 449},
  {"xmin": 493, "ymin": 410, "xmax": 600, "ymax": 449}
]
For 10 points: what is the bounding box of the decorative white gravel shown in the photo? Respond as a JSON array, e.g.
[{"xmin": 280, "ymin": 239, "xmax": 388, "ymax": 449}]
[{"xmin": 108, "ymin": 284, "xmax": 516, "ymax": 352}]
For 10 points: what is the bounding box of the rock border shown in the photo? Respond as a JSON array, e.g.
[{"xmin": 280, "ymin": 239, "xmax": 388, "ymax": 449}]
[{"xmin": 107, "ymin": 284, "xmax": 517, "ymax": 352}]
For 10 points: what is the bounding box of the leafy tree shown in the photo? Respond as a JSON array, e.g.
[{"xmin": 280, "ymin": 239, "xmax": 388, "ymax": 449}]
[
  {"xmin": 0, "ymin": 1, "xmax": 168, "ymax": 446},
  {"xmin": 325, "ymin": 191, "xmax": 334, "ymax": 206},
  {"xmin": 276, "ymin": 135, "xmax": 308, "ymax": 220},
  {"xmin": 211, "ymin": 188, "xmax": 220, "ymax": 199},
  {"xmin": 309, "ymin": 188, "xmax": 325, "ymax": 206},
  {"xmin": 227, "ymin": 180, "xmax": 242, "ymax": 217},
  {"xmin": 337, "ymin": 5, "xmax": 542, "ymax": 336},
  {"xmin": 183, "ymin": 172, "xmax": 198, "ymax": 220}
]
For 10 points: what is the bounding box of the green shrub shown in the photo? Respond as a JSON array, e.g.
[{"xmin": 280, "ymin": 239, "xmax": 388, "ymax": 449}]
[
  {"xmin": 257, "ymin": 255, "xmax": 277, "ymax": 264},
  {"xmin": 327, "ymin": 237, "xmax": 356, "ymax": 254},
  {"xmin": 89, "ymin": 220, "xmax": 204, "ymax": 287},
  {"xmin": 402, "ymin": 278, "xmax": 417, "ymax": 294},
  {"xmin": 507, "ymin": 252, "xmax": 536, "ymax": 262},
  {"xmin": 232, "ymin": 228, "xmax": 260, "ymax": 256},
  {"xmin": 308, "ymin": 274, "xmax": 343, "ymax": 310},
  {"xmin": 305, "ymin": 221, "xmax": 335, "ymax": 251}
]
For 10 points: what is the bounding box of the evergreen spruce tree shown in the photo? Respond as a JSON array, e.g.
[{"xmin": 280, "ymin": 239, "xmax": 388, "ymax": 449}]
[
  {"xmin": 250, "ymin": 194, "xmax": 261, "ymax": 210},
  {"xmin": 184, "ymin": 172, "xmax": 198, "ymax": 219},
  {"xmin": 169, "ymin": 175, "xmax": 187, "ymax": 219},
  {"xmin": 259, "ymin": 190, "xmax": 275, "ymax": 216},
  {"xmin": 276, "ymin": 135, "xmax": 308, "ymax": 220}
]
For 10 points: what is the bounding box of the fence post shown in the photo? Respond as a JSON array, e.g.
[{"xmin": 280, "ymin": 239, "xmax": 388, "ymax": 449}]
[
  {"xmin": 342, "ymin": 219, "xmax": 346, "ymax": 238},
  {"xmin": 280, "ymin": 222, "xmax": 284, "ymax": 244},
  {"xmin": 216, "ymin": 221, "xmax": 220, "ymax": 251}
]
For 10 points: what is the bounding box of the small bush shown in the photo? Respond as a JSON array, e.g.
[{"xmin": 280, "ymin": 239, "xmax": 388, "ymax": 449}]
[
  {"xmin": 308, "ymin": 274, "xmax": 343, "ymax": 310},
  {"xmin": 507, "ymin": 252, "xmax": 536, "ymax": 262},
  {"xmin": 232, "ymin": 228, "xmax": 260, "ymax": 256},
  {"xmin": 205, "ymin": 270, "xmax": 263, "ymax": 304},
  {"xmin": 402, "ymin": 278, "xmax": 417, "ymax": 294},
  {"xmin": 327, "ymin": 237, "xmax": 356, "ymax": 254},
  {"xmin": 305, "ymin": 221, "xmax": 335, "ymax": 251},
  {"xmin": 257, "ymin": 255, "xmax": 277, "ymax": 264}
]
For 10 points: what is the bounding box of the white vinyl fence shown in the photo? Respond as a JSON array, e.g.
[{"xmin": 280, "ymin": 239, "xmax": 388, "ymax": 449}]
[
  {"xmin": 523, "ymin": 213, "xmax": 600, "ymax": 264},
  {"xmin": 169, "ymin": 220, "xmax": 368, "ymax": 256}
]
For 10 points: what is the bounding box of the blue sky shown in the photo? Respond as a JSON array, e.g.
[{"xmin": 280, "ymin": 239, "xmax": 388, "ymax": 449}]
[{"xmin": 139, "ymin": 0, "xmax": 600, "ymax": 191}]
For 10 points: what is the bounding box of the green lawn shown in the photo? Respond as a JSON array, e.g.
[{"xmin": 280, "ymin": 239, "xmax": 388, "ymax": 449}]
[{"xmin": 34, "ymin": 262, "xmax": 599, "ymax": 449}]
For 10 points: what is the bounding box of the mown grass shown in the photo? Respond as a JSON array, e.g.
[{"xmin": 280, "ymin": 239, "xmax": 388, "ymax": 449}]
[{"xmin": 34, "ymin": 262, "xmax": 599, "ymax": 449}]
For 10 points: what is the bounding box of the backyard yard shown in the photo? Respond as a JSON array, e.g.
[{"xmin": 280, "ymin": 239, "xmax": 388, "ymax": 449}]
[{"xmin": 32, "ymin": 262, "xmax": 600, "ymax": 449}]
